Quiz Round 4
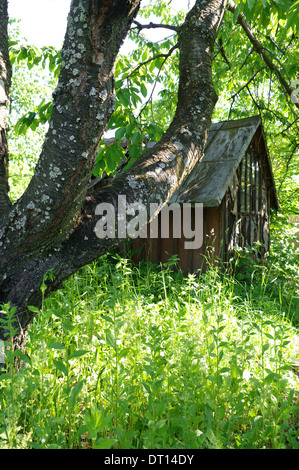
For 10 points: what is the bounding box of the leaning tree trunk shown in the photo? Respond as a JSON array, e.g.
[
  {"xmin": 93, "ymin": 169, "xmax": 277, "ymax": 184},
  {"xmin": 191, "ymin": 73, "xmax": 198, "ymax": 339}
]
[
  {"xmin": 0, "ymin": 0, "xmax": 227, "ymax": 346},
  {"xmin": 0, "ymin": 1, "xmax": 12, "ymax": 215}
]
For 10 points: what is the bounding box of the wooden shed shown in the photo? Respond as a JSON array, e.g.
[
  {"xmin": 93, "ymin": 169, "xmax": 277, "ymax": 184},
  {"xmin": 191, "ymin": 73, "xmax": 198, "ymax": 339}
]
[{"xmin": 127, "ymin": 115, "xmax": 279, "ymax": 275}]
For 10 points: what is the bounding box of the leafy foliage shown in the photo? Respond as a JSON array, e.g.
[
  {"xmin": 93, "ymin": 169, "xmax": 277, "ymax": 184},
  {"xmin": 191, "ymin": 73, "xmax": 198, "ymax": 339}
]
[
  {"xmin": 0, "ymin": 253, "xmax": 298, "ymax": 449},
  {"xmin": 7, "ymin": 20, "xmax": 57, "ymax": 202},
  {"xmin": 212, "ymin": 0, "xmax": 299, "ymax": 216},
  {"xmin": 8, "ymin": 2, "xmax": 299, "ymax": 216}
]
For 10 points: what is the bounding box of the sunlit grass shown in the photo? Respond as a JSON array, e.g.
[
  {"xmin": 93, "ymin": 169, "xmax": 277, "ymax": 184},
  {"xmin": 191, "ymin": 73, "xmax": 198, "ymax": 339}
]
[{"xmin": 0, "ymin": 253, "xmax": 298, "ymax": 449}]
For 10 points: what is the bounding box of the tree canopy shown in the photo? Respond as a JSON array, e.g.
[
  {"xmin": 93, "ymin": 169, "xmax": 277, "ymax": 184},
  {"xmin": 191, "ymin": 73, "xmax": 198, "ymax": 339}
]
[{"xmin": 8, "ymin": 0, "xmax": 299, "ymax": 210}]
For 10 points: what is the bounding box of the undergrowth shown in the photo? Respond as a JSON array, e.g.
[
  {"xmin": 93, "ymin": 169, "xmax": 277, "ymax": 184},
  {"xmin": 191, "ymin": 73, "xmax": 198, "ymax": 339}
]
[{"xmin": 0, "ymin": 249, "xmax": 298, "ymax": 449}]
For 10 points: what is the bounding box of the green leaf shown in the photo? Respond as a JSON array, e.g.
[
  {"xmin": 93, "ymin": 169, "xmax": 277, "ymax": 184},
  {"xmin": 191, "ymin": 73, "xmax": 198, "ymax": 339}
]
[
  {"xmin": 155, "ymin": 56, "xmax": 165, "ymax": 70},
  {"xmin": 264, "ymin": 372, "xmax": 281, "ymax": 383},
  {"xmin": 68, "ymin": 350, "xmax": 89, "ymax": 359},
  {"xmin": 94, "ymin": 438, "xmax": 117, "ymax": 449},
  {"xmin": 218, "ymin": 349, "xmax": 224, "ymax": 363},
  {"xmin": 73, "ymin": 425, "xmax": 88, "ymax": 440},
  {"xmin": 140, "ymin": 82, "xmax": 148, "ymax": 97},
  {"xmin": 131, "ymin": 91, "xmax": 142, "ymax": 107},
  {"xmin": 203, "ymin": 397, "xmax": 216, "ymax": 410},
  {"xmin": 202, "ymin": 311, "xmax": 209, "ymax": 325},
  {"xmin": 233, "ymin": 1, "xmax": 244, "ymax": 23},
  {"xmin": 106, "ymin": 153, "xmax": 115, "ymax": 173},
  {"xmin": 27, "ymin": 305, "xmax": 40, "ymax": 314},
  {"xmin": 110, "ymin": 143, "xmax": 124, "ymax": 163},
  {"xmin": 146, "ymin": 123, "xmax": 163, "ymax": 142},
  {"xmin": 122, "ymin": 158, "xmax": 136, "ymax": 172},
  {"xmin": 101, "ymin": 314, "xmax": 113, "ymax": 323},
  {"xmin": 96, "ymin": 146, "xmax": 105, "ymax": 162},
  {"xmin": 219, "ymin": 367, "xmax": 231, "ymax": 374},
  {"xmin": 129, "ymin": 143, "xmax": 142, "ymax": 159},
  {"xmin": 70, "ymin": 380, "xmax": 84, "ymax": 407},
  {"xmin": 117, "ymin": 89, "xmax": 130, "ymax": 107},
  {"xmin": 118, "ymin": 347, "xmax": 130, "ymax": 360},
  {"xmin": 125, "ymin": 123, "xmax": 135, "ymax": 138},
  {"xmin": 286, "ymin": 10, "xmax": 298, "ymax": 31},
  {"xmin": 12, "ymin": 350, "xmax": 31, "ymax": 364},
  {"xmin": 132, "ymin": 131, "xmax": 141, "ymax": 145},
  {"xmin": 105, "ymin": 331, "xmax": 117, "ymax": 351},
  {"xmin": 115, "ymin": 79, "xmax": 124, "ymax": 89},
  {"xmin": 142, "ymin": 381, "xmax": 152, "ymax": 394},
  {"xmin": 92, "ymin": 159, "xmax": 105, "ymax": 177},
  {"xmin": 47, "ymin": 342, "xmax": 66, "ymax": 350},
  {"xmin": 53, "ymin": 359, "xmax": 68, "ymax": 376},
  {"xmin": 0, "ymin": 373, "xmax": 11, "ymax": 382},
  {"xmin": 115, "ymin": 127, "xmax": 126, "ymax": 140},
  {"xmin": 154, "ymin": 419, "xmax": 166, "ymax": 431}
]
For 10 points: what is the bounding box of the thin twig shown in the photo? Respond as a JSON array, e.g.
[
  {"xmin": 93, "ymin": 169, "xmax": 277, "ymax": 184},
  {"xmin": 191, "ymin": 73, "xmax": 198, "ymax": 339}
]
[
  {"xmin": 265, "ymin": 35, "xmax": 285, "ymax": 55},
  {"xmin": 239, "ymin": 47, "xmax": 254, "ymax": 70},
  {"xmin": 246, "ymin": 84, "xmax": 261, "ymax": 113},
  {"xmin": 230, "ymin": 65, "xmax": 267, "ymax": 100},
  {"xmin": 278, "ymin": 144, "xmax": 299, "ymax": 192},
  {"xmin": 137, "ymin": 44, "xmax": 178, "ymax": 120},
  {"xmin": 275, "ymin": 117, "xmax": 299, "ymax": 137},
  {"xmin": 123, "ymin": 44, "xmax": 178, "ymax": 80},
  {"xmin": 132, "ymin": 19, "xmax": 179, "ymax": 33},
  {"xmin": 218, "ymin": 37, "xmax": 231, "ymax": 68},
  {"xmin": 262, "ymin": 45, "xmax": 291, "ymax": 82}
]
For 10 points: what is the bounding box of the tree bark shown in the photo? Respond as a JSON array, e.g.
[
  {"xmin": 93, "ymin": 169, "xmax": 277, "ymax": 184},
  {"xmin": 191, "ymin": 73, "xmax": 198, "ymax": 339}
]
[
  {"xmin": 0, "ymin": 0, "xmax": 12, "ymax": 215},
  {"xmin": 0, "ymin": 0, "xmax": 227, "ymax": 343}
]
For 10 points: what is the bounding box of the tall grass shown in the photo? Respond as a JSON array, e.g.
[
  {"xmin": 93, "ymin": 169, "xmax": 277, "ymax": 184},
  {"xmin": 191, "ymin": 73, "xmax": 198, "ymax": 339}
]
[{"xmin": 0, "ymin": 252, "xmax": 298, "ymax": 449}]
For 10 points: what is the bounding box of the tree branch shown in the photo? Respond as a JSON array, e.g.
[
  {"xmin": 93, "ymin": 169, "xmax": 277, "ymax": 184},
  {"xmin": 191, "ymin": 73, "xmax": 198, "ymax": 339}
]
[
  {"xmin": 217, "ymin": 37, "xmax": 230, "ymax": 68},
  {"xmin": 230, "ymin": 65, "xmax": 267, "ymax": 100},
  {"xmin": 278, "ymin": 143, "xmax": 299, "ymax": 192},
  {"xmin": 136, "ymin": 44, "xmax": 179, "ymax": 118},
  {"xmin": 265, "ymin": 34, "xmax": 285, "ymax": 56},
  {"xmin": 261, "ymin": 45, "xmax": 291, "ymax": 82},
  {"xmin": 228, "ymin": 0, "xmax": 299, "ymax": 110},
  {"xmin": 0, "ymin": 0, "xmax": 12, "ymax": 214},
  {"xmin": 123, "ymin": 44, "xmax": 179, "ymax": 80},
  {"xmin": 239, "ymin": 47, "xmax": 254, "ymax": 70},
  {"xmin": 132, "ymin": 19, "xmax": 179, "ymax": 32},
  {"xmin": 275, "ymin": 117, "xmax": 299, "ymax": 137}
]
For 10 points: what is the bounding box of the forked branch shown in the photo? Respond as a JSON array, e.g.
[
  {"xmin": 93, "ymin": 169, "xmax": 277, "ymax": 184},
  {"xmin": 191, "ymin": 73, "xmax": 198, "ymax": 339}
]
[{"xmin": 228, "ymin": 0, "xmax": 299, "ymax": 110}]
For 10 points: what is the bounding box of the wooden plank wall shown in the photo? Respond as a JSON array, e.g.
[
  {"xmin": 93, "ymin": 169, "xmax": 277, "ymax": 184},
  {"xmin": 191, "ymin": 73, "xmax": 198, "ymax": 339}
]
[{"xmin": 129, "ymin": 206, "xmax": 222, "ymax": 275}]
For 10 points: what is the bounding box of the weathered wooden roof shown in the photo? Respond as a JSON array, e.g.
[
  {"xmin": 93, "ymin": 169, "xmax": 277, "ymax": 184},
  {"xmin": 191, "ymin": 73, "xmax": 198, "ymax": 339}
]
[{"xmin": 169, "ymin": 115, "xmax": 279, "ymax": 208}]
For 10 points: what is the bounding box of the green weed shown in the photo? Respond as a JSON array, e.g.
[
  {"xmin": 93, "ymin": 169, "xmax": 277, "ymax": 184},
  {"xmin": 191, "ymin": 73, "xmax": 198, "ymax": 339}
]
[{"xmin": 0, "ymin": 253, "xmax": 298, "ymax": 449}]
